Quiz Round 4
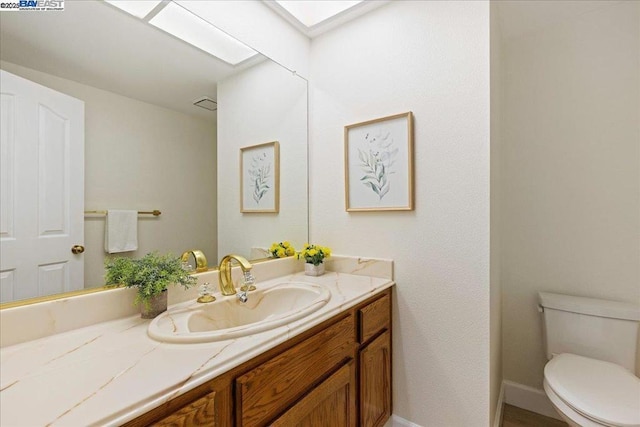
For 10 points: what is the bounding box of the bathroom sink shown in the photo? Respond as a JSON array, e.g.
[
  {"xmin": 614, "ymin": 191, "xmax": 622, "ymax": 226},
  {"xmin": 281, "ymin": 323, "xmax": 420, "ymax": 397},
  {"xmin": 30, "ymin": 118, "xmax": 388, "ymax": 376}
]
[{"xmin": 147, "ymin": 282, "xmax": 331, "ymax": 343}]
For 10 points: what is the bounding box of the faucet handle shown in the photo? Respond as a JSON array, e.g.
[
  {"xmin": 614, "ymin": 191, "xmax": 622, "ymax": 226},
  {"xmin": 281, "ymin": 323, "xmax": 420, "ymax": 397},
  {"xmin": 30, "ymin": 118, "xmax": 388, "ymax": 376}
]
[
  {"xmin": 240, "ymin": 271, "xmax": 256, "ymax": 292},
  {"xmin": 237, "ymin": 290, "xmax": 248, "ymax": 303},
  {"xmin": 197, "ymin": 282, "xmax": 216, "ymax": 303}
]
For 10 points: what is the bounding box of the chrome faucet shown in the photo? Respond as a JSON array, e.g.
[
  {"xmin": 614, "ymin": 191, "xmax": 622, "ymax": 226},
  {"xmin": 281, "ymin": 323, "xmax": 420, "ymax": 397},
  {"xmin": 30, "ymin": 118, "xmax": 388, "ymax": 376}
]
[
  {"xmin": 180, "ymin": 249, "xmax": 208, "ymax": 273},
  {"xmin": 218, "ymin": 254, "xmax": 256, "ymax": 296}
]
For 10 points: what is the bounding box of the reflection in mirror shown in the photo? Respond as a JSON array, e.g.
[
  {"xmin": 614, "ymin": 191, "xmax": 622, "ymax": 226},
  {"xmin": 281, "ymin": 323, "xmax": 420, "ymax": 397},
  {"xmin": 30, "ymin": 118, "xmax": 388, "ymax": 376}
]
[
  {"xmin": 0, "ymin": 0, "xmax": 308, "ymax": 305},
  {"xmin": 217, "ymin": 56, "xmax": 308, "ymax": 260}
]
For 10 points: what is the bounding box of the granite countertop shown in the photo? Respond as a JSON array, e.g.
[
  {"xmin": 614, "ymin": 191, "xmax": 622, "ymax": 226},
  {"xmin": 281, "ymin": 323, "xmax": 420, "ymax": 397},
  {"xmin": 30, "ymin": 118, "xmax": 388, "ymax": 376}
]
[{"xmin": 0, "ymin": 270, "xmax": 393, "ymax": 427}]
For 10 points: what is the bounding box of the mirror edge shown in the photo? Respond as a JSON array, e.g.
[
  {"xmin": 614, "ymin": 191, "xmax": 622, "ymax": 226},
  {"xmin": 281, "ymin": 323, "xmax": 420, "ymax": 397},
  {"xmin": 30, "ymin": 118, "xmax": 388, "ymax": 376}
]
[
  {"xmin": 0, "ymin": 286, "xmax": 112, "ymax": 310},
  {"xmin": 0, "ymin": 256, "xmax": 284, "ymax": 310}
]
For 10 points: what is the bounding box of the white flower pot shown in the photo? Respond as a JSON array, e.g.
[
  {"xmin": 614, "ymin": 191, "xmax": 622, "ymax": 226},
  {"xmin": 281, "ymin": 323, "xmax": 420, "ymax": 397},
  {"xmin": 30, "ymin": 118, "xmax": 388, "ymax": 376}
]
[{"xmin": 304, "ymin": 263, "xmax": 325, "ymax": 276}]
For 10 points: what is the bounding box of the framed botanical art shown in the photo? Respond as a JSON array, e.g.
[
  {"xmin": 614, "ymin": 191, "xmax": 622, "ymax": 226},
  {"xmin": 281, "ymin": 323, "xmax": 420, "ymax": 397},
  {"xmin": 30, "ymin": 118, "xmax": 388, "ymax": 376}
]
[
  {"xmin": 344, "ymin": 112, "xmax": 414, "ymax": 211},
  {"xmin": 240, "ymin": 141, "xmax": 280, "ymax": 213}
]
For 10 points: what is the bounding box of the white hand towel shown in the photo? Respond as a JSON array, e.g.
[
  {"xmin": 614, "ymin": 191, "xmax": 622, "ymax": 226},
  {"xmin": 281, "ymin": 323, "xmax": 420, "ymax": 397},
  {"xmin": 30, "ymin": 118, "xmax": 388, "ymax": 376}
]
[{"xmin": 104, "ymin": 210, "xmax": 138, "ymax": 253}]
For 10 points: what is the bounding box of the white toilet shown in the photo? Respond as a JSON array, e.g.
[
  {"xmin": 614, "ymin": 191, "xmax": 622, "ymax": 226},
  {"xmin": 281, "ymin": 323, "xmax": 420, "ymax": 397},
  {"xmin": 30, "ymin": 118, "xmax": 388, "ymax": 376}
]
[{"xmin": 539, "ymin": 292, "xmax": 640, "ymax": 427}]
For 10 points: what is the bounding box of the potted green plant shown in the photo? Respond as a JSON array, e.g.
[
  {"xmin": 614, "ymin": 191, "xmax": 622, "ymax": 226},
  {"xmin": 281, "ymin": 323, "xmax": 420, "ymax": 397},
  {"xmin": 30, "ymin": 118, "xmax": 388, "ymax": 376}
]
[
  {"xmin": 105, "ymin": 252, "xmax": 196, "ymax": 318},
  {"xmin": 297, "ymin": 243, "xmax": 331, "ymax": 276}
]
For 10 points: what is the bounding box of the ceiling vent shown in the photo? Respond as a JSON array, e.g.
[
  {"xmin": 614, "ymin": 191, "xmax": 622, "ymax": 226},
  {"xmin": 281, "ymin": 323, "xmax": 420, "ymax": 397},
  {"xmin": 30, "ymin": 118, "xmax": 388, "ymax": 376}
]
[{"xmin": 193, "ymin": 96, "xmax": 217, "ymax": 111}]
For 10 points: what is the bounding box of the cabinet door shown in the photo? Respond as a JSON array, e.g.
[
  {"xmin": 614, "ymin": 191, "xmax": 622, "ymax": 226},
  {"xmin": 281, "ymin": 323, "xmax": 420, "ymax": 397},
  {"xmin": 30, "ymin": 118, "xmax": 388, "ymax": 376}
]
[
  {"xmin": 270, "ymin": 360, "xmax": 356, "ymax": 427},
  {"xmin": 153, "ymin": 390, "xmax": 216, "ymax": 426},
  {"xmin": 360, "ymin": 330, "xmax": 391, "ymax": 427}
]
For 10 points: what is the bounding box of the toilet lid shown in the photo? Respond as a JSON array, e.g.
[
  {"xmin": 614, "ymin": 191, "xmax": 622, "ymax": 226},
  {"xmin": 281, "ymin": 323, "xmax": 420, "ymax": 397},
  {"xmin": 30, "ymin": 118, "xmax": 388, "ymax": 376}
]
[{"xmin": 545, "ymin": 353, "xmax": 640, "ymax": 427}]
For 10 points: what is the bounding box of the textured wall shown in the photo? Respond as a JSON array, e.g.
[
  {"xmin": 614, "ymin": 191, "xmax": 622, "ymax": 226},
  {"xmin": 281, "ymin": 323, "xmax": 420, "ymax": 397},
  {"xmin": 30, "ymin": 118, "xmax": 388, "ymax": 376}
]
[
  {"xmin": 501, "ymin": 1, "xmax": 640, "ymax": 389},
  {"xmin": 309, "ymin": 1, "xmax": 491, "ymax": 425}
]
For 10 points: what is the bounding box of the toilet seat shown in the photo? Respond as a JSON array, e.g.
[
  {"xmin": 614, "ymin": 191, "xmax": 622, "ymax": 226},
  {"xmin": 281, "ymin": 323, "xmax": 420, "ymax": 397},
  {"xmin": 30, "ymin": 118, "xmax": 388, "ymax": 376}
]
[
  {"xmin": 544, "ymin": 353, "xmax": 640, "ymax": 427},
  {"xmin": 544, "ymin": 381, "xmax": 607, "ymax": 427}
]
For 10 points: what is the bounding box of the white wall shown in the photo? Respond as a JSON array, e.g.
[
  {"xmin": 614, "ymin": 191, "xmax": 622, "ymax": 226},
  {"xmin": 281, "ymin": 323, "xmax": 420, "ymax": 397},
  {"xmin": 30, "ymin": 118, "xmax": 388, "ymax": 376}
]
[
  {"xmin": 489, "ymin": 2, "xmax": 504, "ymax": 424},
  {"xmin": 1, "ymin": 61, "xmax": 217, "ymax": 289},
  {"xmin": 501, "ymin": 1, "xmax": 640, "ymax": 389},
  {"xmin": 309, "ymin": 1, "xmax": 491, "ymax": 425},
  {"xmin": 217, "ymin": 59, "xmax": 308, "ymax": 259}
]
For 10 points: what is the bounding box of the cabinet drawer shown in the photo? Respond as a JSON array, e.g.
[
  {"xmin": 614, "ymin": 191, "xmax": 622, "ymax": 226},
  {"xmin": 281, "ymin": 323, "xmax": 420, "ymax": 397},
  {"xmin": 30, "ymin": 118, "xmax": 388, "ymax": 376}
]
[
  {"xmin": 154, "ymin": 390, "xmax": 216, "ymax": 426},
  {"xmin": 235, "ymin": 314, "xmax": 355, "ymax": 426},
  {"xmin": 359, "ymin": 292, "xmax": 390, "ymax": 344},
  {"xmin": 271, "ymin": 360, "xmax": 356, "ymax": 427}
]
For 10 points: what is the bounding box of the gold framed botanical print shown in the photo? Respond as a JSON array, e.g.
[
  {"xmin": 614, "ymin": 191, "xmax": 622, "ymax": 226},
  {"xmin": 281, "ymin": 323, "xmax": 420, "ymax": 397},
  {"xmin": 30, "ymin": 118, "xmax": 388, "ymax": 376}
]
[
  {"xmin": 240, "ymin": 141, "xmax": 280, "ymax": 213},
  {"xmin": 344, "ymin": 112, "xmax": 414, "ymax": 211}
]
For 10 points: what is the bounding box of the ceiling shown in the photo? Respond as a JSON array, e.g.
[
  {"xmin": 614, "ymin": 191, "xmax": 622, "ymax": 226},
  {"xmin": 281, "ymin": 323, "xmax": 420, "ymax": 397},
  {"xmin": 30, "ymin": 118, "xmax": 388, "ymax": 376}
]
[
  {"xmin": 495, "ymin": 0, "xmax": 622, "ymax": 41},
  {"xmin": 2, "ymin": 0, "xmax": 615, "ymax": 118},
  {"xmin": 0, "ymin": 1, "xmax": 393, "ymax": 117},
  {"xmin": 0, "ymin": 0, "xmax": 263, "ymax": 119},
  {"xmin": 263, "ymin": 0, "xmax": 390, "ymax": 38}
]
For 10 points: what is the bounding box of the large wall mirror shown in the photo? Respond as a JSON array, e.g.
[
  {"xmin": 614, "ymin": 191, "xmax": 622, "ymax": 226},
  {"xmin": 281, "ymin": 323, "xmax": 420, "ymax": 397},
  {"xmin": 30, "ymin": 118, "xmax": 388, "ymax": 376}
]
[{"xmin": 0, "ymin": 0, "xmax": 308, "ymax": 305}]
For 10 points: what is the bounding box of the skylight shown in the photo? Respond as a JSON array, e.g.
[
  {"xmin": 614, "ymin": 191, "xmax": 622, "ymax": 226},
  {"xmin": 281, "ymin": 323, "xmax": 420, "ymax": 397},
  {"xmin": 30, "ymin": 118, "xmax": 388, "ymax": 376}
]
[
  {"xmin": 103, "ymin": 0, "xmax": 257, "ymax": 66},
  {"xmin": 104, "ymin": 0, "xmax": 162, "ymax": 19},
  {"xmin": 149, "ymin": 2, "xmax": 257, "ymax": 65},
  {"xmin": 274, "ymin": 0, "xmax": 364, "ymax": 28}
]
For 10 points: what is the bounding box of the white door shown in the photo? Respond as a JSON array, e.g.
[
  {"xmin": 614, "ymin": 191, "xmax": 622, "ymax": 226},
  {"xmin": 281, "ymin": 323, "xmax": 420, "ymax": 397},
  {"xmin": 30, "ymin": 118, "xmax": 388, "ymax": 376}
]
[{"xmin": 0, "ymin": 70, "xmax": 84, "ymax": 303}]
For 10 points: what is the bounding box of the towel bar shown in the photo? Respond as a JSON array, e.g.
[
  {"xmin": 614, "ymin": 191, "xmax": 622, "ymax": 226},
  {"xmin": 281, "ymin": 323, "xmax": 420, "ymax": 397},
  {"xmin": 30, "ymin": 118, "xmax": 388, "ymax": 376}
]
[{"xmin": 84, "ymin": 210, "xmax": 161, "ymax": 216}]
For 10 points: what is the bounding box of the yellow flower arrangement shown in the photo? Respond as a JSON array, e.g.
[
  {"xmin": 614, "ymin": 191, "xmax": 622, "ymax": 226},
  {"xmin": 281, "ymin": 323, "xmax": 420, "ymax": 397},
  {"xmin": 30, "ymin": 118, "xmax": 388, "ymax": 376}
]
[
  {"xmin": 270, "ymin": 241, "xmax": 296, "ymax": 258},
  {"xmin": 297, "ymin": 243, "xmax": 331, "ymax": 266}
]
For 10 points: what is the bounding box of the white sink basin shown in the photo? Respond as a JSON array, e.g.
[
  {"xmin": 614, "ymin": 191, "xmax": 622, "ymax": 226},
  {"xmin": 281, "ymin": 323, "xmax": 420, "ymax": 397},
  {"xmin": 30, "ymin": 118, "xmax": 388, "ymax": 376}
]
[{"xmin": 147, "ymin": 282, "xmax": 331, "ymax": 343}]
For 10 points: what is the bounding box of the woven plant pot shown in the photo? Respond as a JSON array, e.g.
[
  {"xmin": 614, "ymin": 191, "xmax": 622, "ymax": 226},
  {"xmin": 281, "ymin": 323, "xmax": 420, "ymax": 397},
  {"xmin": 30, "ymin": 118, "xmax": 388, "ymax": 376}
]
[{"xmin": 141, "ymin": 290, "xmax": 168, "ymax": 319}]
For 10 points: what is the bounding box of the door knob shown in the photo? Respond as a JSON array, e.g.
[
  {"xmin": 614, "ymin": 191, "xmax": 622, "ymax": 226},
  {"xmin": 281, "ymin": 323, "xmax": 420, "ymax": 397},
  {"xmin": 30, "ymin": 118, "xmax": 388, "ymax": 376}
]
[{"xmin": 71, "ymin": 245, "xmax": 85, "ymax": 254}]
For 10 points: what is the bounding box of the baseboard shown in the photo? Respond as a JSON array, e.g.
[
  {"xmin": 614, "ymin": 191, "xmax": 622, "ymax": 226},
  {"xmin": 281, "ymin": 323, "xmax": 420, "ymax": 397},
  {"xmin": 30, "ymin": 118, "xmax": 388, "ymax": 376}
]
[
  {"xmin": 493, "ymin": 382, "xmax": 505, "ymax": 427},
  {"xmin": 385, "ymin": 382, "xmax": 551, "ymax": 427},
  {"xmin": 389, "ymin": 414, "xmax": 424, "ymax": 427},
  {"xmin": 503, "ymin": 380, "xmax": 562, "ymax": 420}
]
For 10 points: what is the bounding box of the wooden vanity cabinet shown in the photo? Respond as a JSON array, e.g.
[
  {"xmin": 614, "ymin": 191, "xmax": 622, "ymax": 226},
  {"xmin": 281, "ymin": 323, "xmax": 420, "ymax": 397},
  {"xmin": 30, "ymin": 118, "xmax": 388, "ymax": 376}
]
[{"xmin": 126, "ymin": 288, "xmax": 392, "ymax": 427}]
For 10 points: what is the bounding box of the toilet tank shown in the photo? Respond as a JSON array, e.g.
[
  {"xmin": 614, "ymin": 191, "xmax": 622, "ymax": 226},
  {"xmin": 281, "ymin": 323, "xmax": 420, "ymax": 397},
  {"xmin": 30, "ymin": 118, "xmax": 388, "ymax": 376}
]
[{"xmin": 539, "ymin": 292, "xmax": 640, "ymax": 373}]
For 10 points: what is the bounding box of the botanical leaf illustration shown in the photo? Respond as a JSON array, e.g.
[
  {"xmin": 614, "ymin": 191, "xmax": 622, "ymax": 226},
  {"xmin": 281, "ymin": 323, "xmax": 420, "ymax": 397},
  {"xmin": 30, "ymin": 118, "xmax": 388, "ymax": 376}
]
[
  {"xmin": 248, "ymin": 152, "xmax": 271, "ymax": 204},
  {"xmin": 357, "ymin": 127, "xmax": 398, "ymax": 200}
]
